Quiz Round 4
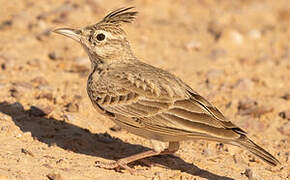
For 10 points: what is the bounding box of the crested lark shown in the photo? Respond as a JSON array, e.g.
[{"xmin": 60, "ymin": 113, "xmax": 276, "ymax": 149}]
[{"xmin": 53, "ymin": 7, "xmax": 280, "ymax": 173}]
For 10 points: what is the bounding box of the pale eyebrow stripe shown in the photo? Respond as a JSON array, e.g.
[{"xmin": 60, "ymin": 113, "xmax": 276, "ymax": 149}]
[{"xmin": 95, "ymin": 30, "xmax": 115, "ymax": 39}]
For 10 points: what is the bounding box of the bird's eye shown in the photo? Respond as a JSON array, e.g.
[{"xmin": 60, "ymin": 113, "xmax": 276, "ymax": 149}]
[{"xmin": 96, "ymin": 33, "xmax": 105, "ymax": 41}]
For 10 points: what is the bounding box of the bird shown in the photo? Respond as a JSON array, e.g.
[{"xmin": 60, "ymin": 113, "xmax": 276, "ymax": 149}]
[{"xmin": 53, "ymin": 7, "xmax": 280, "ymax": 173}]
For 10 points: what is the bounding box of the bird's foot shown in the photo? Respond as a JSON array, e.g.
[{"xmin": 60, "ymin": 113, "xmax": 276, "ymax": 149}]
[{"xmin": 95, "ymin": 159, "xmax": 137, "ymax": 175}]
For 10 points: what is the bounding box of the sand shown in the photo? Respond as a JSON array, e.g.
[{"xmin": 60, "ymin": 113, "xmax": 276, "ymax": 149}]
[{"xmin": 0, "ymin": 0, "xmax": 289, "ymax": 179}]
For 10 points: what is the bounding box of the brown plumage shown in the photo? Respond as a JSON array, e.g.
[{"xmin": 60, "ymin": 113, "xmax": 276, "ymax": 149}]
[{"xmin": 53, "ymin": 7, "xmax": 280, "ymax": 173}]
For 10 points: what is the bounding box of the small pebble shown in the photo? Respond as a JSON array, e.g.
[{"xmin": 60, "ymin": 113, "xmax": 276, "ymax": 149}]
[
  {"xmin": 244, "ymin": 168, "xmax": 254, "ymax": 179},
  {"xmin": 47, "ymin": 173, "xmax": 64, "ymax": 180},
  {"xmin": 72, "ymin": 95, "xmax": 82, "ymax": 102},
  {"xmin": 208, "ymin": 48, "xmax": 227, "ymax": 60},
  {"xmin": 56, "ymin": 159, "xmax": 64, "ymax": 164},
  {"xmin": 109, "ymin": 125, "xmax": 122, "ymax": 132},
  {"xmin": 63, "ymin": 114, "xmax": 76, "ymax": 123},
  {"xmin": 278, "ymin": 110, "xmax": 290, "ymax": 120},
  {"xmin": 9, "ymin": 88, "xmax": 20, "ymax": 98},
  {"xmin": 21, "ymin": 148, "xmax": 34, "ymax": 157},
  {"xmin": 238, "ymin": 98, "xmax": 257, "ymax": 110},
  {"xmin": 1, "ymin": 63, "xmax": 6, "ymax": 70},
  {"xmin": 69, "ymin": 64, "xmax": 90, "ymax": 76},
  {"xmin": 230, "ymin": 30, "xmax": 244, "ymax": 45},
  {"xmin": 216, "ymin": 143, "xmax": 228, "ymax": 152},
  {"xmin": 43, "ymin": 163, "xmax": 53, "ymax": 169},
  {"xmin": 0, "ymin": 19, "xmax": 13, "ymax": 30},
  {"xmin": 185, "ymin": 40, "xmax": 201, "ymax": 50},
  {"xmin": 277, "ymin": 122, "xmax": 290, "ymax": 136},
  {"xmin": 238, "ymin": 99, "xmax": 273, "ymax": 117},
  {"xmin": 48, "ymin": 51, "xmax": 62, "ymax": 60},
  {"xmin": 31, "ymin": 76, "xmax": 49, "ymax": 86},
  {"xmin": 27, "ymin": 58, "xmax": 41, "ymax": 67},
  {"xmin": 207, "ymin": 20, "xmax": 222, "ymax": 41},
  {"xmin": 9, "ymin": 82, "xmax": 33, "ymax": 98},
  {"xmin": 37, "ymin": 92, "xmax": 53, "ymax": 101},
  {"xmin": 242, "ymin": 168, "xmax": 263, "ymax": 180},
  {"xmin": 35, "ymin": 29, "xmax": 51, "ymax": 41},
  {"xmin": 281, "ymin": 93, "xmax": 290, "ymax": 100},
  {"xmin": 65, "ymin": 103, "xmax": 79, "ymax": 112},
  {"xmin": 28, "ymin": 105, "xmax": 53, "ymax": 116},
  {"xmin": 201, "ymin": 147, "xmax": 212, "ymax": 157}
]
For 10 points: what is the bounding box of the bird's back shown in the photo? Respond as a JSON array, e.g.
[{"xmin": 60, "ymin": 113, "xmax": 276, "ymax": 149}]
[{"xmin": 87, "ymin": 61, "xmax": 241, "ymax": 136}]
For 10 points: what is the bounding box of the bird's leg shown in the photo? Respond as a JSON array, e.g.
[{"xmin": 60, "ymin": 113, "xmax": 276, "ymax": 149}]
[
  {"xmin": 95, "ymin": 141, "xmax": 180, "ymax": 174},
  {"xmin": 96, "ymin": 149, "xmax": 161, "ymax": 174},
  {"xmin": 164, "ymin": 141, "xmax": 180, "ymax": 154},
  {"xmin": 138, "ymin": 141, "xmax": 180, "ymax": 167}
]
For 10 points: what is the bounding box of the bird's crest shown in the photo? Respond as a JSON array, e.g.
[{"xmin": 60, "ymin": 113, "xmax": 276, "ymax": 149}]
[{"xmin": 100, "ymin": 7, "xmax": 138, "ymax": 26}]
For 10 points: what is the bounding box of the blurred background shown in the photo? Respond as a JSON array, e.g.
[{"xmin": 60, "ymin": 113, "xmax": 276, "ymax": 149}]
[{"xmin": 0, "ymin": 0, "xmax": 289, "ymax": 179}]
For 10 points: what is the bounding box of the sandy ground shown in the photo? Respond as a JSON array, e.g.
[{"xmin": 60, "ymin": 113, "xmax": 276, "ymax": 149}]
[{"xmin": 0, "ymin": 0, "xmax": 289, "ymax": 179}]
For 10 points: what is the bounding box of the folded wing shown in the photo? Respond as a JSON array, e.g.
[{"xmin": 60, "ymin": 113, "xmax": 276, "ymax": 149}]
[{"xmin": 90, "ymin": 63, "xmax": 245, "ymax": 140}]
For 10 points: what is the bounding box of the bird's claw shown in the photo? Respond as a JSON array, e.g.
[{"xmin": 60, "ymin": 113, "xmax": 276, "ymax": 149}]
[{"xmin": 95, "ymin": 160, "xmax": 137, "ymax": 174}]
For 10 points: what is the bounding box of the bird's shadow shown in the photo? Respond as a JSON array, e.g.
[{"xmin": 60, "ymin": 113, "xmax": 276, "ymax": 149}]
[{"xmin": 0, "ymin": 101, "xmax": 234, "ymax": 180}]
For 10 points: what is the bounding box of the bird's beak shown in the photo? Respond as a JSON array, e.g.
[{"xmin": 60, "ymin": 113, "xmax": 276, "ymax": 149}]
[{"xmin": 52, "ymin": 28, "xmax": 81, "ymax": 42}]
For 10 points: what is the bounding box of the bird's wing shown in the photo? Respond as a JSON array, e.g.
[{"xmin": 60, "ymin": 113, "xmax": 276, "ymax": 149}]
[{"xmin": 93, "ymin": 63, "xmax": 245, "ymax": 139}]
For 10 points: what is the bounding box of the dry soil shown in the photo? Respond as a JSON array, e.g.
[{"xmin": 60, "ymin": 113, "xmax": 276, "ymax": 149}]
[{"xmin": 0, "ymin": 0, "xmax": 289, "ymax": 180}]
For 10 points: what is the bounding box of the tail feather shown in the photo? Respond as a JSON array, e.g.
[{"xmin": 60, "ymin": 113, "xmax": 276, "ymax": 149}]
[
  {"xmin": 187, "ymin": 132, "xmax": 280, "ymax": 166},
  {"xmin": 234, "ymin": 135, "xmax": 280, "ymax": 166}
]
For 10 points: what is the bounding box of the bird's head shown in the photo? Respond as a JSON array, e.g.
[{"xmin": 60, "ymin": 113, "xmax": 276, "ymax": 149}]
[{"xmin": 53, "ymin": 7, "xmax": 138, "ymax": 65}]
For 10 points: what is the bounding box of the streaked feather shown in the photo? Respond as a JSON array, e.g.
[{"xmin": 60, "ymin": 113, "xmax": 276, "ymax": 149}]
[
  {"xmin": 88, "ymin": 61, "xmax": 279, "ymax": 166},
  {"xmin": 102, "ymin": 7, "xmax": 138, "ymax": 25}
]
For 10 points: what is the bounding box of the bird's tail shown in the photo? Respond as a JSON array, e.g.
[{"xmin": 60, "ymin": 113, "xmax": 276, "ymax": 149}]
[{"xmin": 232, "ymin": 135, "xmax": 280, "ymax": 166}]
